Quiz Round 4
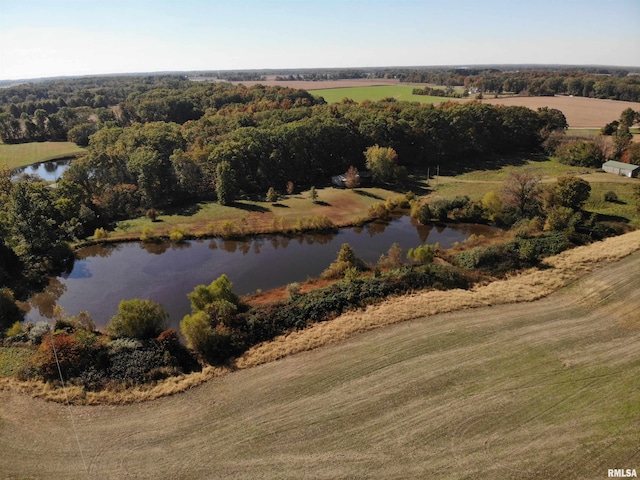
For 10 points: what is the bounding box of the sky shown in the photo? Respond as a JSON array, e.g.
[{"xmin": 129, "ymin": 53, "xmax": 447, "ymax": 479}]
[{"xmin": 1, "ymin": 0, "xmax": 639, "ymax": 81}]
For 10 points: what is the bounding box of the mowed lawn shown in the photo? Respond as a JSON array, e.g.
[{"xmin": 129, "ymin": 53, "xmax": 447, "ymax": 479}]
[
  {"xmin": 309, "ymin": 85, "xmax": 452, "ymax": 104},
  {"xmin": 2, "ymin": 246, "xmax": 639, "ymax": 479},
  {"xmin": 0, "ymin": 141, "xmax": 85, "ymax": 169}
]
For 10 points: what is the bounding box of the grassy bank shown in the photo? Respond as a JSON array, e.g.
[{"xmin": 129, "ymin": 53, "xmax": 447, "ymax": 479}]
[
  {"xmin": 106, "ymin": 186, "xmax": 401, "ymax": 242},
  {"xmin": 0, "ymin": 141, "xmax": 85, "ymax": 169}
]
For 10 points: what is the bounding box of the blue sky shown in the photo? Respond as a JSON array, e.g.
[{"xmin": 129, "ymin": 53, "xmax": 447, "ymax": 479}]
[{"xmin": 1, "ymin": 0, "xmax": 639, "ymax": 80}]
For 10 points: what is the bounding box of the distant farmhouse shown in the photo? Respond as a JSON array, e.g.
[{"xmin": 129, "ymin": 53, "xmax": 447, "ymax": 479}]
[
  {"xmin": 331, "ymin": 170, "xmax": 372, "ymax": 188},
  {"xmin": 602, "ymin": 160, "xmax": 640, "ymax": 178}
]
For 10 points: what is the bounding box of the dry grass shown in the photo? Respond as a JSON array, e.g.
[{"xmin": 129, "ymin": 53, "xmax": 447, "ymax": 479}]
[{"xmin": 1, "ymin": 233, "xmax": 639, "ymax": 479}]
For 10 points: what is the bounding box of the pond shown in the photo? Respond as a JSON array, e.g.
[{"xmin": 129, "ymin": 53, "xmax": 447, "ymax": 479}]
[
  {"xmin": 24, "ymin": 216, "xmax": 501, "ymax": 331},
  {"xmin": 11, "ymin": 158, "xmax": 72, "ymax": 182}
]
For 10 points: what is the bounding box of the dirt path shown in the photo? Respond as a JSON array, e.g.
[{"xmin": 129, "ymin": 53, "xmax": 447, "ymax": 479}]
[{"xmin": 1, "ymin": 231, "xmax": 639, "ymax": 479}]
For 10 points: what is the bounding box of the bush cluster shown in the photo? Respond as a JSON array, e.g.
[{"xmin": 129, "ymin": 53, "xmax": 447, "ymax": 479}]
[{"xmin": 455, "ymin": 232, "xmax": 572, "ymax": 276}]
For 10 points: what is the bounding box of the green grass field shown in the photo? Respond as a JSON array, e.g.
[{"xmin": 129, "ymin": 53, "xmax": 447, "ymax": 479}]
[
  {"xmin": 0, "ymin": 142, "xmax": 85, "ymax": 169},
  {"xmin": 309, "ymin": 85, "xmax": 460, "ymax": 104}
]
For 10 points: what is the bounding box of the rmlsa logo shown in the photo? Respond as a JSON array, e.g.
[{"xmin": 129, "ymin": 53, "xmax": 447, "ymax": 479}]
[{"xmin": 609, "ymin": 469, "xmax": 637, "ymax": 478}]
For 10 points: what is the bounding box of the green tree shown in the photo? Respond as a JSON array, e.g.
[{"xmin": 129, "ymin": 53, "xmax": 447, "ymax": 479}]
[
  {"xmin": 364, "ymin": 145, "xmax": 398, "ymax": 183},
  {"xmin": 552, "ymin": 176, "xmax": 591, "ymax": 211},
  {"xmin": 106, "ymin": 299, "xmax": 169, "ymax": 339},
  {"xmin": 215, "ymin": 161, "xmax": 236, "ymax": 205},
  {"xmin": 9, "ymin": 181, "xmax": 63, "ymax": 256},
  {"xmin": 188, "ymin": 274, "xmax": 239, "ymax": 314}
]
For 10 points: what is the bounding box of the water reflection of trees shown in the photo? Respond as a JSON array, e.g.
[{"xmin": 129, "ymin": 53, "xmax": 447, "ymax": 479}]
[
  {"xmin": 27, "ymin": 277, "xmax": 67, "ymax": 319},
  {"xmin": 76, "ymin": 243, "xmax": 122, "ymax": 260}
]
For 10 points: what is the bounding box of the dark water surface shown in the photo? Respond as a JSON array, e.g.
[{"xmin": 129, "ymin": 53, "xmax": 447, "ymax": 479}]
[{"xmin": 25, "ymin": 216, "xmax": 501, "ymax": 330}]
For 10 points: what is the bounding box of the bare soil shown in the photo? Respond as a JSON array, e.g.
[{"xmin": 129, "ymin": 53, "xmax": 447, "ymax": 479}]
[{"xmin": 1, "ymin": 230, "xmax": 639, "ymax": 479}]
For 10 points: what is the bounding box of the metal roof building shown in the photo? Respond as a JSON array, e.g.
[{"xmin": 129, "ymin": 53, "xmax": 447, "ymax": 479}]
[{"xmin": 602, "ymin": 160, "xmax": 640, "ymax": 178}]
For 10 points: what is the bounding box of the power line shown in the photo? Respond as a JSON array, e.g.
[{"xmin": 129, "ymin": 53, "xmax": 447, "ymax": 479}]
[{"xmin": 48, "ymin": 325, "xmax": 91, "ymax": 479}]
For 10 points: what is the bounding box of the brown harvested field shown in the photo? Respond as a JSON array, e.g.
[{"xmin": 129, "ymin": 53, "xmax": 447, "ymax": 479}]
[
  {"xmin": 1, "ymin": 230, "xmax": 640, "ymax": 479},
  {"xmin": 480, "ymin": 95, "xmax": 640, "ymax": 128}
]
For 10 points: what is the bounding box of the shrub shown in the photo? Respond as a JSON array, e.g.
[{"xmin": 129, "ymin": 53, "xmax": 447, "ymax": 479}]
[
  {"xmin": 266, "ymin": 187, "xmax": 278, "ymax": 203},
  {"xmin": 544, "ymin": 206, "xmax": 577, "ymax": 232},
  {"xmin": 28, "ymin": 321, "xmax": 51, "ymax": 345},
  {"xmin": 604, "ymin": 190, "xmax": 619, "ymax": 202},
  {"xmin": 146, "ymin": 208, "xmax": 158, "ymax": 221},
  {"xmin": 27, "ymin": 331, "xmax": 105, "ymax": 383},
  {"xmin": 287, "ymin": 282, "xmax": 302, "ymax": 300},
  {"xmin": 377, "ymin": 243, "xmax": 404, "ymax": 269},
  {"xmin": 411, "ymin": 202, "xmax": 431, "ymax": 224},
  {"xmin": 220, "ymin": 220, "xmax": 236, "ymax": 237},
  {"xmin": 169, "ymin": 227, "xmax": 188, "ymax": 242},
  {"xmin": 6, "ymin": 321, "xmax": 24, "ymax": 338},
  {"xmin": 321, "ymin": 243, "xmax": 368, "ymax": 279},
  {"xmin": 93, "ymin": 227, "xmax": 108, "ymax": 240},
  {"xmin": 106, "ymin": 299, "xmax": 169, "ymax": 339},
  {"xmin": 140, "ymin": 226, "xmax": 156, "ymax": 242},
  {"xmin": 180, "ymin": 311, "xmax": 235, "ymax": 365},
  {"xmin": 407, "ymin": 244, "xmax": 436, "ymax": 264},
  {"xmin": 368, "ymin": 202, "xmax": 391, "ymax": 220},
  {"xmin": 0, "ymin": 288, "xmax": 23, "ymax": 334}
]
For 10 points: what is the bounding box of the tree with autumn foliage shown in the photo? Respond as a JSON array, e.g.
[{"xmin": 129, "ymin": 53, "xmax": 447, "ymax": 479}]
[{"xmin": 364, "ymin": 145, "xmax": 398, "ymax": 183}]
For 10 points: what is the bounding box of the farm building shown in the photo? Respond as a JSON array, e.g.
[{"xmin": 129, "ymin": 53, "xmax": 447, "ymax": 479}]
[
  {"xmin": 331, "ymin": 170, "xmax": 372, "ymax": 188},
  {"xmin": 602, "ymin": 160, "xmax": 640, "ymax": 178}
]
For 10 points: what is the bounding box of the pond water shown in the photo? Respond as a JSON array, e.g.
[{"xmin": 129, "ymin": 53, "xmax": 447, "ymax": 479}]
[
  {"xmin": 11, "ymin": 158, "xmax": 72, "ymax": 182},
  {"xmin": 24, "ymin": 216, "xmax": 501, "ymax": 331}
]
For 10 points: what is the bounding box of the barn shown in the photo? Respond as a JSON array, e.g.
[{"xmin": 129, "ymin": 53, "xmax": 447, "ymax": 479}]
[{"xmin": 602, "ymin": 160, "xmax": 640, "ymax": 178}]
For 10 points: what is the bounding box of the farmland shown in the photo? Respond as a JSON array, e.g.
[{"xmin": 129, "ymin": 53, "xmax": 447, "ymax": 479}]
[
  {"xmin": 0, "ymin": 141, "xmax": 85, "ymax": 170},
  {"xmin": 480, "ymin": 95, "xmax": 640, "ymax": 128},
  {"xmin": 309, "ymin": 84, "xmax": 450, "ymax": 104},
  {"xmin": 1, "ymin": 230, "xmax": 639, "ymax": 479}
]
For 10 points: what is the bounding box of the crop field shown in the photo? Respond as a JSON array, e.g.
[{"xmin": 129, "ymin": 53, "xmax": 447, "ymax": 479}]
[
  {"xmin": 481, "ymin": 96, "xmax": 640, "ymax": 128},
  {"xmin": 0, "ymin": 141, "xmax": 85, "ymax": 169},
  {"xmin": 2, "ymin": 230, "xmax": 639, "ymax": 479},
  {"xmin": 309, "ymin": 85, "xmax": 449, "ymax": 104}
]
